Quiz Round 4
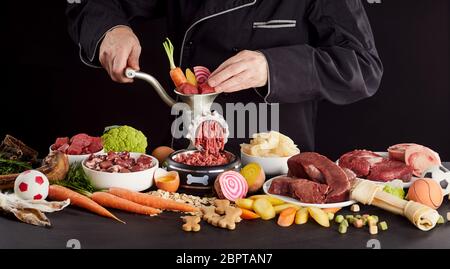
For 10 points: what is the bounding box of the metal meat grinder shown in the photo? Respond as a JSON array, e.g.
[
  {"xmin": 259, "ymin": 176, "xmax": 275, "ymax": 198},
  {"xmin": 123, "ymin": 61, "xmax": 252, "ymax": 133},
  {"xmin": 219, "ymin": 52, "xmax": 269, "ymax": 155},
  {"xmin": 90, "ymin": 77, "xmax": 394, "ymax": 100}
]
[{"xmin": 125, "ymin": 68, "xmax": 241, "ymax": 194}]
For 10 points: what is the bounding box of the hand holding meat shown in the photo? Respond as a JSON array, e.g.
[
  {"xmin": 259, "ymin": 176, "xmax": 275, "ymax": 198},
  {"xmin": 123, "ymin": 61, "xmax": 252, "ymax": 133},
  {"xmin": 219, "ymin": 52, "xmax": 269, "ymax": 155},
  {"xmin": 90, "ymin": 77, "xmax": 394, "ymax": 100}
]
[
  {"xmin": 99, "ymin": 26, "xmax": 141, "ymax": 83},
  {"xmin": 208, "ymin": 50, "xmax": 268, "ymax": 93}
]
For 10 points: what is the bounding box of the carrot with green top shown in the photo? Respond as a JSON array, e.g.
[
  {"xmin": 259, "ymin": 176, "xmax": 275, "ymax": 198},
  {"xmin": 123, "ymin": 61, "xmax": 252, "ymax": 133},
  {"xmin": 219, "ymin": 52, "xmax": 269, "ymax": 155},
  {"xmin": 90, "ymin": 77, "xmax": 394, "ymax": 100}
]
[
  {"xmin": 163, "ymin": 38, "xmax": 187, "ymax": 87},
  {"xmin": 48, "ymin": 185, "xmax": 124, "ymax": 224},
  {"xmin": 91, "ymin": 192, "xmax": 161, "ymax": 216}
]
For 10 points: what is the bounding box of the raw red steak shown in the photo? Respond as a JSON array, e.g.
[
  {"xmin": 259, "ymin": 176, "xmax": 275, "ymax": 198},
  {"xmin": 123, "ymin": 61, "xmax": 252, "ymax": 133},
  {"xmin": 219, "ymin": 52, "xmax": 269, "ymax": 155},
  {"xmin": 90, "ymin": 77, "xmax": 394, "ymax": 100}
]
[
  {"xmin": 288, "ymin": 152, "xmax": 350, "ymax": 203},
  {"xmin": 268, "ymin": 177, "xmax": 329, "ymax": 204},
  {"xmin": 342, "ymin": 168, "xmax": 357, "ymax": 185},
  {"xmin": 289, "ymin": 179, "xmax": 329, "ymax": 204},
  {"xmin": 338, "ymin": 150, "xmax": 384, "ymax": 177},
  {"xmin": 67, "ymin": 144, "xmax": 83, "ymax": 155},
  {"xmin": 52, "ymin": 137, "xmax": 69, "ymax": 150},
  {"xmin": 339, "ymin": 149, "xmax": 413, "ymax": 182},
  {"xmin": 302, "ymin": 164, "xmax": 325, "ymax": 184},
  {"xmin": 52, "ymin": 134, "xmax": 103, "ymax": 155},
  {"xmin": 178, "ymin": 83, "xmax": 199, "ymax": 94},
  {"xmin": 87, "ymin": 137, "xmax": 103, "ymax": 153},
  {"xmin": 268, "ymin": 177, "xmax": 297, "ymax": 196},
  {"xmin": 70, "ymin": 133, "xmax": 92, "ymax": 147},
  {"xmin": 368, "ymin": 160, "xmax": 413, "ymax": 182}
]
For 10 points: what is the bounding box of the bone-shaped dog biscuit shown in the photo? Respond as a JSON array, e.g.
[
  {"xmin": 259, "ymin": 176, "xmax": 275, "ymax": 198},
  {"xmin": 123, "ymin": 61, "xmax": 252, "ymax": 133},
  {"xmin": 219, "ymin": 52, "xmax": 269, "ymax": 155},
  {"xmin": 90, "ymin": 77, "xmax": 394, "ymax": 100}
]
[
  {"xmin": 201, "ymin": 206, "xmax": 221, "ymax": 225},
  {"xmin": 217, "ymin": 207, "xmax": 243, "ymax": 230},
  {"xmin": 214, "ymin": 199, "xmax": 230, "ymax": 214},
  {"xmin": 181, "ymin": 215, "xmax": 201, "ymax": 232}
]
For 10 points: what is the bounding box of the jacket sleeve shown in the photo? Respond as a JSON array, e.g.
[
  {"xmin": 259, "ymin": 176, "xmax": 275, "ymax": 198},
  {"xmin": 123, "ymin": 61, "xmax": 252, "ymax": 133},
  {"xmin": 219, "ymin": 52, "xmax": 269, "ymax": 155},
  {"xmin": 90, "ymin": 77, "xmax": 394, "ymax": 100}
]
[
  {"xmin": 66, "ymin": 0, "xmax": 161, "ymax": 67},
  {"xmin": 259, "ymin": 0, "xmax": 383, "ymax": 105}
]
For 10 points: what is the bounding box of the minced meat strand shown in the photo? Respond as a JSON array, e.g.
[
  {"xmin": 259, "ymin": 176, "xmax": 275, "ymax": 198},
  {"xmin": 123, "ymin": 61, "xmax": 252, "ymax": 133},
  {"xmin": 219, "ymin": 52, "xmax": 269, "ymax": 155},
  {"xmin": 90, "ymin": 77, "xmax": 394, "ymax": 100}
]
[{"xmin": 175, "ymin": 120, "xmax": 229, "ymax": 166}]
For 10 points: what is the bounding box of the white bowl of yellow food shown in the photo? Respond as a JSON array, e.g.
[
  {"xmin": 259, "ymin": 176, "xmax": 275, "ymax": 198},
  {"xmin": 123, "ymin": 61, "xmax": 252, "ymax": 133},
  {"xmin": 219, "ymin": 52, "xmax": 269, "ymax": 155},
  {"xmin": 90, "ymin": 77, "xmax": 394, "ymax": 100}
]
[{"xmin": 240, "ymin": 131, "xmax": 300, "ymax": 176}]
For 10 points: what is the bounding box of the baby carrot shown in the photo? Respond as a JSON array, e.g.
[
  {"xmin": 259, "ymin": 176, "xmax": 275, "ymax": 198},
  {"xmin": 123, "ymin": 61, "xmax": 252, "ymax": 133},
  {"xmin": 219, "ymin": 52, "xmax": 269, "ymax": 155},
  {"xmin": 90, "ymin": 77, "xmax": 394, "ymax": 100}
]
[
  {"xmin": 277, "ymin": 207, "xmax": 297, "ymax": 227},
  {"xmin": 163, "ymin": 38, "xmax": 187, "ymax": 87},
  {"xmin": 240, "ymin": 208, "xmax": 260, "ymax": 220}
]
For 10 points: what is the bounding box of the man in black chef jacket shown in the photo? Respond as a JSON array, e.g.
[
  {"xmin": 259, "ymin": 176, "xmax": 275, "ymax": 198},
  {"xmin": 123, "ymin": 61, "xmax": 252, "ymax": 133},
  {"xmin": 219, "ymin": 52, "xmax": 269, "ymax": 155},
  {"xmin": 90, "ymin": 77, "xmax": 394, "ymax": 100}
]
[{"xmin": 67, "ymin": 0, "xmax": 383, "ymax": 153}]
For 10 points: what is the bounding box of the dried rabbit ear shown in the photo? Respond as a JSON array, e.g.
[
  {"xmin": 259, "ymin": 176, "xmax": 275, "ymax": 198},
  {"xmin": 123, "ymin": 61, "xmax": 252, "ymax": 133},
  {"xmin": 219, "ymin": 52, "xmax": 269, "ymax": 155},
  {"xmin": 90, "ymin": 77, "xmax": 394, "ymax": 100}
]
[
  {"xmin": 1, "ymin": 193, "xmax": 69, "ymax": 213},
  {"xmin": 28, "ymin": 199, "xmax": 70, "ymax": 212},
  {"xmin": 11, "ymin": 195, "xmax": 70, "ymax": 213},
  {"xmin": 9, "ymin": 208, "xmax": 51, "ymax": 227},
  {"xmin": 0, "ymin": 192, "xmax": 69, "ymax": 227}
]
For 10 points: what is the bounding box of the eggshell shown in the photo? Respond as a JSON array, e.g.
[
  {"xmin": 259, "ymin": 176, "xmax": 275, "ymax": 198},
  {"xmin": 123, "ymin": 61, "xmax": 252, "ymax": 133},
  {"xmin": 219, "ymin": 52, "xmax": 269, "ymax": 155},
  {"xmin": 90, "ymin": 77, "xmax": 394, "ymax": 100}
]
[
  {"xmin": 155, "ymin": 171, "xmax": 180, "ymax": 193},
  {"xmin": 154, "ymin": 168, "xmax": 169, "ymax": 180},
  {"xmin": 407, "ymin": 178, "xmax": 443, "ymax": 209},
  {"xmin": 14, "ymin": 170, "xmax": 49, "ymax": 201},
  {"xmin": 152, "ymin": 146, "xmax": 175, "ymax": 165}
]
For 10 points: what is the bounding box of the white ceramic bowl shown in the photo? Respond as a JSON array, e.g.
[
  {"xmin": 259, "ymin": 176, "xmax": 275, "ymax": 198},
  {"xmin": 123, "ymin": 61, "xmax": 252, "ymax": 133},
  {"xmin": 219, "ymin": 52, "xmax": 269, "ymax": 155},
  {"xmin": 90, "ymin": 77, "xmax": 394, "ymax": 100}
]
[
  {"xmin": 49, "ymin": 145, "xmax": 104, "ymax": 165},
  {"xmin": 82, "ymin": 153, "xmax": 158, "ymax": 192},
  {"xmin": 241, "ymin": 150, "xmax": 299, "ymax": 176}
]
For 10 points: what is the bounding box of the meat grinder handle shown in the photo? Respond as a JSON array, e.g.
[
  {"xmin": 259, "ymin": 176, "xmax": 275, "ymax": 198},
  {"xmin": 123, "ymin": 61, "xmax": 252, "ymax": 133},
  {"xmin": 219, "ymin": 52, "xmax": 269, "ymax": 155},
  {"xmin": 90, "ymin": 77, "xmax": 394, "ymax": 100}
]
[{"xmin": 125, "ymin": 68, "xmax": 176, "ymax": 107}]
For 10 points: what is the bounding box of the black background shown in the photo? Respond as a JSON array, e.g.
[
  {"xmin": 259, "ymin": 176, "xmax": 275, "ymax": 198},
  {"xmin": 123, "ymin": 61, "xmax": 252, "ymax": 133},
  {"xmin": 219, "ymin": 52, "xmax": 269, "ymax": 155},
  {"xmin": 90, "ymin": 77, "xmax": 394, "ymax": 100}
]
[{"xmin": 2, "ymin": 0, "xmax": 449, "ymax": 161}]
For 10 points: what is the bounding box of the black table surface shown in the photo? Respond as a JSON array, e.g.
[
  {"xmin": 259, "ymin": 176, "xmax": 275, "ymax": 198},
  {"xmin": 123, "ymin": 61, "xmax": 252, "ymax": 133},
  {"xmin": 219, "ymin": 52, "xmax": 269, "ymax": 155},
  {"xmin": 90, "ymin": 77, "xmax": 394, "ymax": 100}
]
[{"xmin": 1, "ymin": 163, "xmax": 449, "ymax": 249}]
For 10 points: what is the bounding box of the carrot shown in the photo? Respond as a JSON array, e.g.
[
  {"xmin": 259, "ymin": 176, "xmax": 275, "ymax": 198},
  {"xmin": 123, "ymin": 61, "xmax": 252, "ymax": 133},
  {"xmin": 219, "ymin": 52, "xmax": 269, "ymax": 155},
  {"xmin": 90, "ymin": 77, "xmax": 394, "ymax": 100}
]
[
  {"xmin": 170, "ymin": 67, "xmax": 187, "ymax": 88},
  {"xmin": 277, "ymin": 207, "xmax": 297, "ymax": 227},
  {"xmin": 91, "ymin": 192, "xmax": 161, "ymax": 216},
  {"xmin": 48, "ymin": 185, "xmax": 124, "ymax": 224},
  {"xmin": 108, "ymin": 187, "xmax": 198, "ymax": 213},
  {"xmin": 322, "ymin": 207, "xmax": 342, "ymax": 214},
  {"xmin": 163, "ymin": 38, "xmax": 187, "ymax": 87},
  {"xmin": 240, "ymin": 208, "xmax": 260, "ymax": 220}
]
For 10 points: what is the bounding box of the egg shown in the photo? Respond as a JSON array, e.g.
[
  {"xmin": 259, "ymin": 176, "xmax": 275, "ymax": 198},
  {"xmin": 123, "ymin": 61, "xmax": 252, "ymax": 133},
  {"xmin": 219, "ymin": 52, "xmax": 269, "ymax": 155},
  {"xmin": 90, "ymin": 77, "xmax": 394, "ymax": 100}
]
[
  {"xmin": 155, "ymin": 171, "xmax": 180, "ymax": 193},
  {"xmin": 152, "ymin": 146, "xmax": 175, "ymax": 165},
  {"xmin": 14, "ymin": 170, "xmax": 49, "ymax": 200},
  {"xmin": 407, "ymin": 178, "xmax": 443, "ymax": 209}
]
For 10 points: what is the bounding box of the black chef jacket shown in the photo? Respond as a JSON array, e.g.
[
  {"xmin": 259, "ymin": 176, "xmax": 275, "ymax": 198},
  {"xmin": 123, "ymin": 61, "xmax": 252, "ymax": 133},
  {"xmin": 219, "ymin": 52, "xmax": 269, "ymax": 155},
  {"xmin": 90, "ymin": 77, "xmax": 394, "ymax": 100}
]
[{"xmin": 67, "ymin": 0, "xmax": 383, "ymax": 154}]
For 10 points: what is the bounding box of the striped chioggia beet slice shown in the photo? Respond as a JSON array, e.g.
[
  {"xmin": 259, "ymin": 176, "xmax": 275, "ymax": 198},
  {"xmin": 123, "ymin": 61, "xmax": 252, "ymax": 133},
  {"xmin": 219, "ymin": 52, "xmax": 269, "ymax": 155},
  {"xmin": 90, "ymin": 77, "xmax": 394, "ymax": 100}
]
[
  {"xmin": 193, "ymin": 66, "xmax": 211, "ymax": 84},
  {"xmin": 215, "ymin": 171, "xmax": 248, "ymax": 201}
]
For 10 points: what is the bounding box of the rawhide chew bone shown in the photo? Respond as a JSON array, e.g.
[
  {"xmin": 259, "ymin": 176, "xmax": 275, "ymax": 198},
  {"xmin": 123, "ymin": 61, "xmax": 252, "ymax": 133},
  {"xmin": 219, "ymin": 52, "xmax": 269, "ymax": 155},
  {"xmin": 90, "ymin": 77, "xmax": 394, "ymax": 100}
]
[{"xmin": 350, "ymin": 179, "xmax": 439, "ymax": 231}]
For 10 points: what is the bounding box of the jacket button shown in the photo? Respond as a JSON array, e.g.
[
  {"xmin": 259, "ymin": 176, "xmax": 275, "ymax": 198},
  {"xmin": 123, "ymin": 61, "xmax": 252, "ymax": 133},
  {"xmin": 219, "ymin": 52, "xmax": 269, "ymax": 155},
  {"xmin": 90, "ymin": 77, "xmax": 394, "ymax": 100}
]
[{"xmin": 184, "ymin": 41, "xmax": 194, "ymax": 50}]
